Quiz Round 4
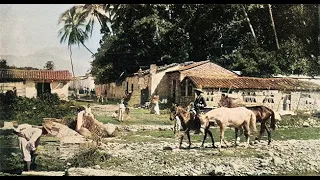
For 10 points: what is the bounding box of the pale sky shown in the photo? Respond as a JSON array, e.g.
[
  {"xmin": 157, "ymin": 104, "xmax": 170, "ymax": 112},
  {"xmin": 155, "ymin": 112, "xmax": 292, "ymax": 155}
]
[{"xmin": 0, "ymin": 4, "xmax": 103, "ymax": 75}]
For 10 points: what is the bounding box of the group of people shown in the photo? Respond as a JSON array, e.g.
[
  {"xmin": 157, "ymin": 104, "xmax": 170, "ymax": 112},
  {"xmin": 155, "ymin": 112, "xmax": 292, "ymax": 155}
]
[
  {"xmin": 13, "ymin": 87, "xmax": 207, "ymax": 172},
  {"xmin": 12, "ymin": 103, "xmax": 110, "ymax": 172}
]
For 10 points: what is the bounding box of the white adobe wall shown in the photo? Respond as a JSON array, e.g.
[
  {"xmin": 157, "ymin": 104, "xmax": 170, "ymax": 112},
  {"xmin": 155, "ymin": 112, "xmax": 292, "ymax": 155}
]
[
  {"xmin": 25, "ymin": 81, "xmax": 37, "ymax": 98},
  {"xmin": 51, "ymin": 81, "xmax": 69, "ymax": 101}
]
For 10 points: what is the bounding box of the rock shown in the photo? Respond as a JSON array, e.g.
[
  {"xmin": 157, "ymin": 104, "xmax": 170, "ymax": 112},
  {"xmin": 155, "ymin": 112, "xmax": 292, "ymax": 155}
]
[
  {"xmin": 67, "ymin": 168, "xmax": 134, "ymax": 176},
  {"xmin": 229, "ymin": 162, "xmax": 241, "ymax": 171},
  {"xmin": 103, "ymin": 123, "xmax": 117, "ymax": 136},
  {"xmin": 302, "ymin": 122, "xmax": 310, "ymax": 127},
  {"xmin": 272, "ymin": 157, "xmax": 285, "ymax": 166},
  {"xmin": 212, "ymin": 165, "xmax": 225, "ymax": 176},
  {"xmin": 22, "ymin": 171, "xmax": 65, "ymax": 176},
  {"xmin": 163, "ymin": 146, "xmax": 173, "ymax": 150}
]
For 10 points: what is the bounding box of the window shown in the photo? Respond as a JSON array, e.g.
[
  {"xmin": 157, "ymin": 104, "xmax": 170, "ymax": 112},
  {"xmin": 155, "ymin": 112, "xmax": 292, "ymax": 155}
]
[
  {"xmin": 244, "ymin": 96, "xmax": 256, "ymax": 103},
  {"xmin": 131, "ymin": 84, "xmax": 134, "ymax": 92},
  {"xmin": 180, "ymin": 81, "xmax": 186, "ymax": 96},
  {"xmin": 187, "ymin": 80, "xmax": 193, "ymax": 96},
  {"xmin": 263, "ymin": 98, "xmax": 274, "ymax": 103}
]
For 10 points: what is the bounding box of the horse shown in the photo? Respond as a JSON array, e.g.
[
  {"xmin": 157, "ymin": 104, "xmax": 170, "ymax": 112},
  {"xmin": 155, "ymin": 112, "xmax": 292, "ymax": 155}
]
[
  {"xmin": 169, "ymin": 103, "xmax": 216, "ymax": 149},
  {"xmin": 199, "ymin": 107, "xmax": 257, "ymax": 148},
  {"xmin": 218, "ymin": 94, "xmax": 277, "ymax": 145}
]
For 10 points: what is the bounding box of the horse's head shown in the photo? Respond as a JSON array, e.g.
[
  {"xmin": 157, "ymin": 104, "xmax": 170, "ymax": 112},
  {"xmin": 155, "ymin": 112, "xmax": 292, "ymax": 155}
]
[
  {"xmin": 218, "ymin": 94, "xmax": 229, "ymax": 107},
  {"xmin": 169, "ymin": 103, "xmax": 178, "ymax": 121},
  {"xmin": 218, "ymin": 94, "xmax": 239, "ymax": 108}
]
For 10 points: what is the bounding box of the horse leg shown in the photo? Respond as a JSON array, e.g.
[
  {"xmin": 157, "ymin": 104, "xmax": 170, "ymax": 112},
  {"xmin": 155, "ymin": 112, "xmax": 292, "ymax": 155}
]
[
  {"xmin": 256, "ymin": 122, "xmax": 266, "ymax": 142},
  {"xmin": 220, "ymin": 126, "xmax": 228, "ymax": 148},
  {"xmin": 200, "ymin": 128, "xmax": 208, "ymax": 148},
  {"xmin": 178, "ymin": 133, "xmax": 184, "ymax": 149},
  {"xmin": 207, "ymin": 129, "xmax": 217, "ymax": 148},
  {"xmin": 264, "ymin": 124, "xmax": 272, "ymax": 145},
  {"xmin": 186, "ymin": 130, "xmax": 191, "ymax": 149},
  {"xmin": 234, "ymin": 128, "xmax": 240, "ymax": 147},
  {"xmin": 243, "ymin": 124, "xmax": 251, "ymax": 147}
]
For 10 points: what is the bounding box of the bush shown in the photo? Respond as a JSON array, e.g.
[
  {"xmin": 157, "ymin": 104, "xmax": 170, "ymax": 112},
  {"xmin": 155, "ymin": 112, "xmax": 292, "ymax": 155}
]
[
  {"xmin": 0, "ymin": 92, "xmax": 79, "ymax": 125},
  {"xmin": 68, "ymin": 147, "xmax": 111, "ymax": 168}
]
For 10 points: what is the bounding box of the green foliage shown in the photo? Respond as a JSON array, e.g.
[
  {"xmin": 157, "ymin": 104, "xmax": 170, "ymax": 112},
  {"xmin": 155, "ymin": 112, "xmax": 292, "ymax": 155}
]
[
  {"xmin": 0, "ymin": 92, "xmax": 78, "ymax": 125},
  {"xmin": 81, "ymin": 4, "xmax": 320, "ymax": 82},
  {"xmin": 68, "ymin": 147, "xmax": 111, "ymax": 167}
]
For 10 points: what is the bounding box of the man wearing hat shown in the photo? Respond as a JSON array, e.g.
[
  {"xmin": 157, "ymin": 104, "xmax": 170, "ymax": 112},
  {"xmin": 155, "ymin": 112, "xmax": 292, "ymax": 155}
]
[
  {"xmin": 193, "ymin": 88, "xmax": 207, "ymax": 133},
  {"xmin": 13, "ymin": 121, "xmax": 53, "ymax": 171}
]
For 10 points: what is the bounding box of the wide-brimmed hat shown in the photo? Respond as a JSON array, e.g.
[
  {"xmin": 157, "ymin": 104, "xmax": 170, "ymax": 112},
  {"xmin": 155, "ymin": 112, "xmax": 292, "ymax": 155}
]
[
  {"xmin": 194, "ymin": 88, "xmax": 204, "ymax": 93},
  {"xmin": 13, "ymin": 124, "xmax": 32, "ymax": 133},
  {"xmin": 42, "ymin": 120, "xmax": 53, "ymax": 134}
]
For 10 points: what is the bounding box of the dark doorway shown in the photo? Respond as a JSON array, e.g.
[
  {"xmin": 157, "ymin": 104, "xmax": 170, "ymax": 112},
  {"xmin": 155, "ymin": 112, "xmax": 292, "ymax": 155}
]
[
  {"xmin": 36, "ymin": 82, "xmax": 51, "ymax": 97},
  {"xmin": 140, "ymin": 87, "xmax": 149, "ymax": 106}
]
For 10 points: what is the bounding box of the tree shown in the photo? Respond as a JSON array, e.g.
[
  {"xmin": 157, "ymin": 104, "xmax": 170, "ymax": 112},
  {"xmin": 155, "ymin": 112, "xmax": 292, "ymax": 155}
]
[
  {"xmin": 0, "ymin": 59, "xmax": 8, "ymax": 69},
  {"xmin": 82, "ymin": 4, "xmax": 120, "ymax": 36},
  {"xmin": 268, "ymin": 4, "xmax": 279, "ymax": 50},
  {"xmin": 58, "ymin": 5, "xmax": 94, "ymax": 77},
  {"xmin": 44, "ymin": 61, "xmax": 55, "ymax": 70},
  {"xmin": 88, "ymin": 4, "xmax": 320, "ymax": 83},
  {"xmin": 241, "ymin": 4, "xmax": 258, "ymax": 45}
]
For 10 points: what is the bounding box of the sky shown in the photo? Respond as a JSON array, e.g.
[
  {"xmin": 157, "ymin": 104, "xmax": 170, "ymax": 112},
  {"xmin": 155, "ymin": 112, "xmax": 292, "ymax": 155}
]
[{"xmin": 0, "ymin": 4, "xmax": 103, "ymax": 75}]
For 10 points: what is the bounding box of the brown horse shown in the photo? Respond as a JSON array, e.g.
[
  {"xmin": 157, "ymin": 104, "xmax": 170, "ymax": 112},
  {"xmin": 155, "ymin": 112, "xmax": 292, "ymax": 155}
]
[
  {"xmin": 219, "ymin": 94, "xmax": 277, "ymax": 145},
  {"xmin": 169, "ymin": 103, "xmax": 216, "ymax": 149},
  {"xmin": 199, "ymin": 107, "xmax": 257, "ymax": 148}
]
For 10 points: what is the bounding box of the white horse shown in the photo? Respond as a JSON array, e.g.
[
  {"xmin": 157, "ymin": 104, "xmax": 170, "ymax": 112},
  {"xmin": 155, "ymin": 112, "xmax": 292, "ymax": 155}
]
[{"xmin": 199, "ymin": 107, "xmax": 257, "ymax": 148}]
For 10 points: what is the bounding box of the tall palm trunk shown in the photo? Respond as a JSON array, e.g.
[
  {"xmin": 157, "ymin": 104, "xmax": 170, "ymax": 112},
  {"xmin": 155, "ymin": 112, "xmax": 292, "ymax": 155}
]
[
  {"xmin": 268, "ymin": 4, "xmax": 280, "ymax": 50},
  {"xmin": 69, "ymin": 46, "xmax": 75, "ymax": 78},
  {"xmin": 241, "ymin": 4, "xmax": 257, "ymax": 44}
]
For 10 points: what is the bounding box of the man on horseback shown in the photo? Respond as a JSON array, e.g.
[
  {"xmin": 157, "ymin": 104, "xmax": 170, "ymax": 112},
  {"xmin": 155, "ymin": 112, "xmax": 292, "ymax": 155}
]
[{"xmin": 191, "ymin": 88, "xmax": 207, "ymax": 134}]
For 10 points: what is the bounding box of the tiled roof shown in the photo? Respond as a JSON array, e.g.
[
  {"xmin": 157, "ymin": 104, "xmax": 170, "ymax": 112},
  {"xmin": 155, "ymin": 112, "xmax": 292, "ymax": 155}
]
[
  {"xmin": 187, "ymin": 76, "xmax": 320, "ymax": 91},
  {"xmin": 0, "ymin": 69, "xmax": 72, "ymax": 81},
  {"xmin": 167, "ymin": 60, "xmax": 210, "ymax": 72}
]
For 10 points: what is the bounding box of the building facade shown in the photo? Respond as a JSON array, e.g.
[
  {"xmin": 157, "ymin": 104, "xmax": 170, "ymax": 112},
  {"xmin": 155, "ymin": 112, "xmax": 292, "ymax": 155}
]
[{"xmin": 0, "ymin": 69, "xmax": 72, "ymax": 100}]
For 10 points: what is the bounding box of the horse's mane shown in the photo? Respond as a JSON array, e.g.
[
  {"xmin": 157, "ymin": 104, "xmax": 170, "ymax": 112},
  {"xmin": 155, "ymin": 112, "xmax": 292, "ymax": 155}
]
[{"xmin": 176, "ymin": 105, "xmax": 191, "ymax": 123}]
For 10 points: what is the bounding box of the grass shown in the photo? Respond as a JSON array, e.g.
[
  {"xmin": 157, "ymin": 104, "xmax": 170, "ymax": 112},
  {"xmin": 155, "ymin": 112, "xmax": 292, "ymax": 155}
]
[{"xmin": 96, "ymin": 108, "xmax": 173, "ymax": 125}]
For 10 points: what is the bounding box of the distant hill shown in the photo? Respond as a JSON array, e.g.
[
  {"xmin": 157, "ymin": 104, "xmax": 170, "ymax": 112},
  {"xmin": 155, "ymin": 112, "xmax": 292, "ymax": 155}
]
[{"xmin": 0, "ymin": 47, "xmax": 94, "ymax": 76}]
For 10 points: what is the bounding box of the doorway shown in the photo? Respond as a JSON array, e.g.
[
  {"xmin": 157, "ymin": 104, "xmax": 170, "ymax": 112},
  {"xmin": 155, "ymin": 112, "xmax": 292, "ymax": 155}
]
[{"xmin": 36, "ymin": 82, "xmax": 51, "ymax": 97}]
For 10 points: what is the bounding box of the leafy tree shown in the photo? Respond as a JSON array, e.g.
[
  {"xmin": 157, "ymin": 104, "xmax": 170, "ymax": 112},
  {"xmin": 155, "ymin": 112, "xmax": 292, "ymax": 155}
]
[
  {"xmin": 0, "ymin": 59, "xmax": 8, "ymax": 69},
  {"xmin": 44, "ymin": 61, "xmax": 55, "ymax": 70},
  {"xmin": 60, "ymin": 4, "xmax": 320, "ymax": 83}
]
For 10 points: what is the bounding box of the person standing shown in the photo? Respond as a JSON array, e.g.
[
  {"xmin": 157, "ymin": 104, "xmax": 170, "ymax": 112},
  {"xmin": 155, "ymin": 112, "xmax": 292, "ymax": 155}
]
[
  {"xmin": 150, "ymin": 95, "xmax": 160, "ymax": 115},
  {"xmin": 13, "ymin": 121, "xmax": 53, "ymax": 171},
  {"xmin": 285, "ymin": 97, "xmax": 291, "ymax": 111},
  {"xmin": 118, "ymin": 99, "xmax": 126, "ymax": 122},
  {"xmin": 123, "ymin": 90, "xmax": 132, "ymax": 115}
]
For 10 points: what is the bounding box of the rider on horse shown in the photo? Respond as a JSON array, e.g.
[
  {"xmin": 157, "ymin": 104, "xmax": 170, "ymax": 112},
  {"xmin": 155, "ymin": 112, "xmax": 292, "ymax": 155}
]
[{"xmin": 191, "ymin": 88, "xmax": 207, "ymax": 134}]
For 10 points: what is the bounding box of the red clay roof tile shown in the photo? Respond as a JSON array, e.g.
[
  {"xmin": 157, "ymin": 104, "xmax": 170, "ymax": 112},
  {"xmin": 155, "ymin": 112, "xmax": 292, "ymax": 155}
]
[
  {"xmin": 0, "ymin": 69, "xmax": 72, "ymax": 81},
  {"xmin": 187, "ymin": 76, "xmax": 320, "ymax": 91}
]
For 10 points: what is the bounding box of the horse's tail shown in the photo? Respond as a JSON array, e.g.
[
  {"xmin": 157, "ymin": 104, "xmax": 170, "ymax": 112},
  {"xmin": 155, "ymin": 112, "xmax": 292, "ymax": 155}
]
[{"xmin": 270, "ymin": 111, "xmax": 276, "ymax": 131}]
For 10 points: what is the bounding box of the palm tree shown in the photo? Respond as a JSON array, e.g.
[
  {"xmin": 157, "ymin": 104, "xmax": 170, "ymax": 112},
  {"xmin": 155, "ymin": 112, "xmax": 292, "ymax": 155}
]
[
  {"xmin": 241, "ymin": 4, "xmax": 258, "ymax": 44},
  {"xmin": 58, "ymin": 5, "xmax": 94, "ymax": 77},
  {"xmin": 82, "ymin": 4, "xmax": 120, "ymax": 36},
  {"xmin": 268, "ymin": 4, "xmax": 280, "ymax": 50}
]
